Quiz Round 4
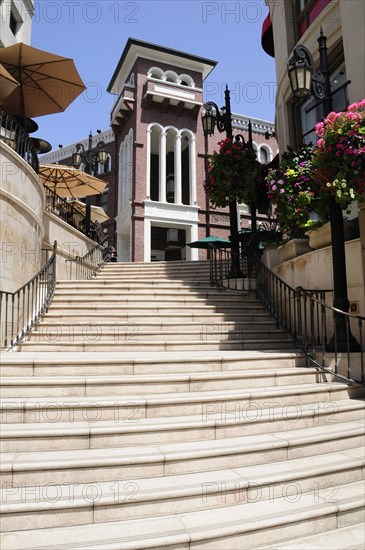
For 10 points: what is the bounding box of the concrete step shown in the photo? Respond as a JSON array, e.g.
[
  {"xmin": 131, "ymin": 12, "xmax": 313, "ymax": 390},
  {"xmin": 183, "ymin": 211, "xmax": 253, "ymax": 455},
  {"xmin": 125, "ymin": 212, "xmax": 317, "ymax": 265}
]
[
  {"xmin": 2, "ymin": 479, "xmax": 363, "ymax": 549},
  {"xmin": 55, "ymin": 282, "xmax": 220, "ymax": 290},
  {"xmin": 1, "ymin": 422, "xmax": 364, "ymax": 487},
  {"xmin": 52, "ymin": 296, "xmax": 250, "ymax": 309},
  {"xmin": 1, "ymin": 382, "xmax": 362, "ymax": 424},
  {"xmin": 25, "ymin": 328, "xmax": 289, "ymax": 344},
  {"xmin": 1, "ymin": 399, "xmax": 364, "ymax": 453},
  {"xmin": 1, "ymin": 449, "xmax": 364, "ymax": 533},
  {"xmin": 0, "ymin": 367, "xmax": 322, "ymax": 397},
  {"xmin": 40, "ymin": 311, "xmax": 274, "ymax": 323},
  {"xmin": 0, "ymin": 350, "xmax": 307, "ymax": 376},
  {"xmin": 19, "ymin": 337, "xmax": 298, "ymax": 352},
  {"xmin": 260, "ymin": 522, "xmax": 365, "ymax": 549},
  {"xmin": 32, "ymin": 319, "xmax": 280, "ymax": 333}
]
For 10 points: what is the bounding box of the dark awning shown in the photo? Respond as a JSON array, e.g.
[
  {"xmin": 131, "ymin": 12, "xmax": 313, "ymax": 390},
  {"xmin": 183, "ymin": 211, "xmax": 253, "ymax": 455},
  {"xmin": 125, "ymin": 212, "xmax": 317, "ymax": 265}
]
[{"xmin": 261, "ymin": 14, "xmax": 275, "ymax": 58}]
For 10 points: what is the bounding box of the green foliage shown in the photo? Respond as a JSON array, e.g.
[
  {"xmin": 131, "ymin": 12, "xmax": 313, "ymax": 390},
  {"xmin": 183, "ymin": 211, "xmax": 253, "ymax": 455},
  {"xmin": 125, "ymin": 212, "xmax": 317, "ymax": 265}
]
[{"xmin": 205, "ymin": 138, "xmax": 260, "ymax": 208}]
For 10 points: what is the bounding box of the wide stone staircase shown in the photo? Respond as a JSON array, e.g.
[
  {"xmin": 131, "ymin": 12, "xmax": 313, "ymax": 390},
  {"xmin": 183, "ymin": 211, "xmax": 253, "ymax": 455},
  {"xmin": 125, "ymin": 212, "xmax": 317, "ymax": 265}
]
[{"xmin": 1, "ymin": 260, "xmax": 364, "ymax": 549}]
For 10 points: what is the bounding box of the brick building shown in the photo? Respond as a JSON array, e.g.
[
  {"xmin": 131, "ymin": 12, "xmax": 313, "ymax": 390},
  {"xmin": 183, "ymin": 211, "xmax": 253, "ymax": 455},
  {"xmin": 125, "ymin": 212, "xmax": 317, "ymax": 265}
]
[{"xmin": 41, "ymin": 38, "xmax": 277, "ymax": 262}]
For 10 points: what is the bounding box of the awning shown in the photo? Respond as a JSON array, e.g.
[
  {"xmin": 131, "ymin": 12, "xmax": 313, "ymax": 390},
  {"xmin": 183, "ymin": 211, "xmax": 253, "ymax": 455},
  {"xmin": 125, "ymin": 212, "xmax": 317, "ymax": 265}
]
[{"xmin": 261, "ymin": 14, "xmax": 275, "ymax": 58}]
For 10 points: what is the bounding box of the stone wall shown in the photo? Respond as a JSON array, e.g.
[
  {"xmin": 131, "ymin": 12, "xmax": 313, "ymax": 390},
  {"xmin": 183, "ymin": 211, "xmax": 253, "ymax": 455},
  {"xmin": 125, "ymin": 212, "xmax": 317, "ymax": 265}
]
[
  {"xmin": 0, "ymin": 141, "xmax": 44, "ymax": 293},
  {"xmin": 42, "ymin": 212, "xmax": 100, "ymax": 280}
]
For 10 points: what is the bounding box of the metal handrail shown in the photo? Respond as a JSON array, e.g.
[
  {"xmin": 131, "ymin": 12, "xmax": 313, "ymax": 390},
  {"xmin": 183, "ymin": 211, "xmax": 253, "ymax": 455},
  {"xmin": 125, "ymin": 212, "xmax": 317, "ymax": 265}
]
[
  {"xmin": 69, "ymin": 236, "xmax": 111, "ymax": 280},
  {"xmin": 44, "ymin": 187, "xmax": 101, "ymax": 240},
  {"xmin": 210, "ymin": 243, "xmax": 364, "ymax": 384},
  {"xmin": 0, "ymin": 110, "xmax": 39, "ymax": 173},
  {"xmin": 0, "ymin": 241, "xmax": 57, "ymax": 349}
]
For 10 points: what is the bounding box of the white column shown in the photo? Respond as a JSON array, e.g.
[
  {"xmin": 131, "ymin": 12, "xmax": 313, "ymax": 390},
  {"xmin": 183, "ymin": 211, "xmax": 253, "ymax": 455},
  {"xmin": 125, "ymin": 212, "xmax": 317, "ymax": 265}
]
[
  {"xmin": 117, "ymin": 145, "xmax": 123, "ymax": 212},
  {"xmin": 159, "ymin": 130, "xmax": 166, "ymax": 202},
  {"xmin": 127, "ymin": 133, "xmax": 133, "ymax": 202},
  {"xmin": 144, "ymin": 219, "xmax": 151, "ymax": 262},
  {"xmin": 146, "ymin": 128, "xmax": 152, "ymax": 199},
  {"xmin": 122, "ymin": 144, "xmax": 127, "ymax": 209},
  {"xmin": 189, "ymin": 136, "xmax": 197, "ymax": 205},
  {"xmin": 188, "ymin": 224, "xmax": 199, "ymax": 261},
  {"xmin": 174, "ymin": 134, "xmax": 182, "ymax": 204}
]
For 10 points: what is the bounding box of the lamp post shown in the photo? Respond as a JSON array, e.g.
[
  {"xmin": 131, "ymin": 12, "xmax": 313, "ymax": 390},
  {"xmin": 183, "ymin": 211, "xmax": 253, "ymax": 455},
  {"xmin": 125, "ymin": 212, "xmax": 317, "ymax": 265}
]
[
  {"xmin": 72, "ymin": 131, "xmax": 107, "ymax": 237},
  {"xmin": 288, "ymin": 28, "xmax": 359, "ymax": 352},
  {"xmin": 202, "ymin": 86, "xmax": 247, "ymax": 278}
]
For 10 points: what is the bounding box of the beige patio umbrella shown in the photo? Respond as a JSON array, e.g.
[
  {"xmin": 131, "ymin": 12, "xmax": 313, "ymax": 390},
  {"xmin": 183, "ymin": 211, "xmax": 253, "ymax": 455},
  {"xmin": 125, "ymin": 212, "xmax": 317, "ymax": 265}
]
[
  {"xmin": 69, "ymin": 199, "xmax": 109, "ymax": 223},
  {"xmin": 0, "ymin": 63, "xmax": 19, "ymax": 103},
  {"xmin": 0, "ymin": 43, "xmax": 85, "ymax": 118},
  {"xmin": 38, "ymin": 164, "xmax": 107, "ymax": 198}
]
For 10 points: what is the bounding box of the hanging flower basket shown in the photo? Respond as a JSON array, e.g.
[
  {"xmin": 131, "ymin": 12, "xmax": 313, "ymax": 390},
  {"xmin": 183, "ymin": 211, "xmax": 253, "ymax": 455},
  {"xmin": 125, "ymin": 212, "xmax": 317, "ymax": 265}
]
[
  {"xmin": 205, "ymin": 138, "xmax": 260, "ymax": 208},
  {"xmin": 266, "ymin": 145, "xmax": 319, "ymax": 239},
  {"xmin": 266, "ymin": 99, "xmax": 365, "ymax": 239},
  {"xmin": 311, "ymin": 99, "xmax": 365, "ymax": 211}
]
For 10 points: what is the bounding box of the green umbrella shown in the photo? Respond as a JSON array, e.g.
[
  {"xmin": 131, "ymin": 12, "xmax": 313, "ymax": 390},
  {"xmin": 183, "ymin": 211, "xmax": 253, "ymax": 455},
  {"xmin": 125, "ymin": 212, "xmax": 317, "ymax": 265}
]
[{"xmin": 187, "ymin": 236, "xmax": 231, "ymax": 249}]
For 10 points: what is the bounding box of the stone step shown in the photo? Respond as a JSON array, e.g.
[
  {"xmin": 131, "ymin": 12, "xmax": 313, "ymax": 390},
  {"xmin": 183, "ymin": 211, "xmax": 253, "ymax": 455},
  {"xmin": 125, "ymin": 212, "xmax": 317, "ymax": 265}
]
[
  {"xmin": 260, "ymin": 522, "xmax": 365, "ymax": 549},
  {"xmin": 40, "ymin": 312, "xmax": 273, "ymax": 323},
  {"xmin": 19, "ymin": 337, "xmax": 298, "ymax": 352},
  {"xmin": 2, "ymin": 479, "xmax": 363, "ymax": 549},
  {"xmin": 25, "ymin": 328, "xmax": 289, "ymax": 344},
  {"xmin": 1, "ymin": 449, "xmax": 363, "ymax": 533},
  {"xmin": 52, "ymin": 296, "xmax": 250, "ymax": 309},
  {"xmin": 1, "ymin": 422, "xmax": 364, "ymax": 488},
  {"xmin": 45, "ymin": 303, "xmax": 262, "ymax": 314},
  {"xmin": 0, "ymin": 367, "xmax": 321, "ymax": 398},
  {"xmin": 0, "ymin": 351, "xmax": 306, "ymax": 376},
  {"xmin": 33, "ymin": 319, "xmax": 279, "ymax": 333},
  {"xmin": 1, "ymin": 382, "xmax": 362, "ymax": 424},
  {"xmin": 1, "ymin": 399, "xmax": 363, "ymax": 453},
  {"xmin": 56, "ymin": 279, "xmax": 223, "ymax": 296}
]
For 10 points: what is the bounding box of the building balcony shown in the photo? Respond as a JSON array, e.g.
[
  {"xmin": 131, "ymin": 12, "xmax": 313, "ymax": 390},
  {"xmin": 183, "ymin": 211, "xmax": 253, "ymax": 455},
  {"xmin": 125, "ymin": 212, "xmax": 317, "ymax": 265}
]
[{"xmin": 142, "ymin": 78, "xmax": 202, "ymax": 114}]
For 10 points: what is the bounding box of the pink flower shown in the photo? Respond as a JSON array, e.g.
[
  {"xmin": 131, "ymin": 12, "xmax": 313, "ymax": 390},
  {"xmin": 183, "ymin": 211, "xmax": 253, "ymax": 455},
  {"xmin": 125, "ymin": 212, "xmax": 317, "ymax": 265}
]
[{"xmin": 315, "ymin": 122, "xmax": 324, "ymax": 136}]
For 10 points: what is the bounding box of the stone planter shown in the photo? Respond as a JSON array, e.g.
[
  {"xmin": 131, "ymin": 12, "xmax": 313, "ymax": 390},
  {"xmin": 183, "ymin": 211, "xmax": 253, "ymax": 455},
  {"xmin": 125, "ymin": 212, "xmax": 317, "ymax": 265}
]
[
  {"xmin": 262, "ymin": 243, "xmax": 280, "ymax": 269},
  {"xmin": 277, "ymin": 238, "xmax": 311, "ymax": 262},
  {"xmin": 306, "ymin": 221, "xmax": 352, "ymax": 250}
]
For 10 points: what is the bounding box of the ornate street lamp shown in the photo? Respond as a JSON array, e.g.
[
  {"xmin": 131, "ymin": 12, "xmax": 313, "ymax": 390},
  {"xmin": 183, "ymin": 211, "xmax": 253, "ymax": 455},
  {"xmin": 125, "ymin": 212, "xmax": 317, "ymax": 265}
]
[
  {"xmin": 287, "ymin": 28, "xmax": 359, "ymax": 352},
  {"xmin": 72, "ymin": 131, "xmax": 107, "ymax": 237},
  {"xmin": 201, "ymin": 86, "xmax": 248, "ymax": 278}
]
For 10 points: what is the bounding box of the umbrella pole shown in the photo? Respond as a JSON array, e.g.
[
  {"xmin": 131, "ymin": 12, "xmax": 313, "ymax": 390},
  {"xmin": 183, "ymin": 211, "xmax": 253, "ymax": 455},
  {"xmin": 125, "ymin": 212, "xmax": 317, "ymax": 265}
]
[{"xmin": 85, "ymin": 196, "xmax": 91, "ymax": 237}]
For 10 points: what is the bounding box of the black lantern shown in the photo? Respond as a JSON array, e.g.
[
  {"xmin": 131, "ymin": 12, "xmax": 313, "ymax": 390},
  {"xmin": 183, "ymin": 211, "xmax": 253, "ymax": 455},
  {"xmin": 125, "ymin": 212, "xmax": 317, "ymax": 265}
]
[
  {"xmin": 288, "ymin": 51, "xmax": 313, "ymax": 98},
  {"xmin": 201, "ymin": 107, "xmax": 216, "ymax": 136},
  {"xmin": 72, "ymin": 131, "xmax": 108, "ymax": 237}
]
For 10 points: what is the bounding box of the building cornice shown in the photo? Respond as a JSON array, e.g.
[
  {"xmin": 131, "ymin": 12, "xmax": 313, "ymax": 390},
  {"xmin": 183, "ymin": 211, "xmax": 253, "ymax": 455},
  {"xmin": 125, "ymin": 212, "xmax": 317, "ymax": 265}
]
[
  {"xmin": 39, "ymin": 129, "xmax": 114, "ymax": 164},
  {"xmin": 108, "ymin": 38, "xmax": 217, "ymax": 95}
]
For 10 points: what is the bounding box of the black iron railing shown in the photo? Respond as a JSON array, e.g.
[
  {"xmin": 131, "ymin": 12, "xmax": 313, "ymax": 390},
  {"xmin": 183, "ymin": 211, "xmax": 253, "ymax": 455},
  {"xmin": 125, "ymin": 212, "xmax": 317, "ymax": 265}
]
[
  {"xmin": 44, "ymin": 187, "xmax": 101, "ymax": 240},
  {"xmin": 0, "ymin": 110, "xmax": 39, "ymax": 173},
  {"xmin": 68, "ymin": 236, "xmax": 111, "ymax": 280},
  {"xmin": 0, "ymin": 241, "xmax": 57, "ymax": 349},
  {"xmin": 209, "ymin": 232, "xmax": 261, "ymax": 291},
  {"xmin": 210, "ymin": 243, "xmax": 364, "ymax": 384}
]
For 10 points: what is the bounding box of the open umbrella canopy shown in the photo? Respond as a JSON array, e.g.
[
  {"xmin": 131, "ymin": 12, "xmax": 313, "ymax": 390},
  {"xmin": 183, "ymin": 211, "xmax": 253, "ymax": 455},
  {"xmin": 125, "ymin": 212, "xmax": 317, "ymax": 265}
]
[
  {"xmin": 39, "ymin": 164, "xmax": 107, "ymax": 198},
  {"xmin": 0, "ymin": 43, "xmax": 85, "ymax": 118},
  {"xmin": 187, "ymin": 236, "xmax": 231, "ymax": 249},
  {"xmin": 69, "ymin": 200, "xmax": 109, "ymax": 223},
  {"xmin": 0, "ymin": 63, "xmax": 19, "ymax": 102}
]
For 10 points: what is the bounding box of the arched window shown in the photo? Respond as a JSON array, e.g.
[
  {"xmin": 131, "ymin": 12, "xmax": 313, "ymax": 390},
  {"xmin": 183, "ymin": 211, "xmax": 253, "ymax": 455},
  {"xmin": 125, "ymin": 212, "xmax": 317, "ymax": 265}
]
[
  {"xmin": 163, "ymin": 70, "xmax": 178, "ymax": 83},
  {"xmin": 259, "ymin": 147, "xmax": 269, "ymax": 164},
  {"xmin": 146, "ymin": 125, "xmax": 195, "ymax": 206},
  {"xmin": 148, "ymin": 67, "xmax": 163, "ymax": 80},
  {"xmin": 178, "ymin": 74, "xmax": 195, "ymax": 87}
]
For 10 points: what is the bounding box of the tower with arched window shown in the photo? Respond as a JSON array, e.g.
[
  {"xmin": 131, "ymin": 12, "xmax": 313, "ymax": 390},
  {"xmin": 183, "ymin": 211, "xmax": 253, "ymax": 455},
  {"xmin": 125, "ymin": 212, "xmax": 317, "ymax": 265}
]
[{"xmin": 106, "ymin": 38, "xmax": 277, "ymax": 262}]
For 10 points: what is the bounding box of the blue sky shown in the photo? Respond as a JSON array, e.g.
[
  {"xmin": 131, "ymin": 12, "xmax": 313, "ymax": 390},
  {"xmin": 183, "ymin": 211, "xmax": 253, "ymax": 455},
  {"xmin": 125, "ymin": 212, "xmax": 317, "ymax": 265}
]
[{"xmin": 31, "ymin": 0, "xmax": 276, "ymax": 149}]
